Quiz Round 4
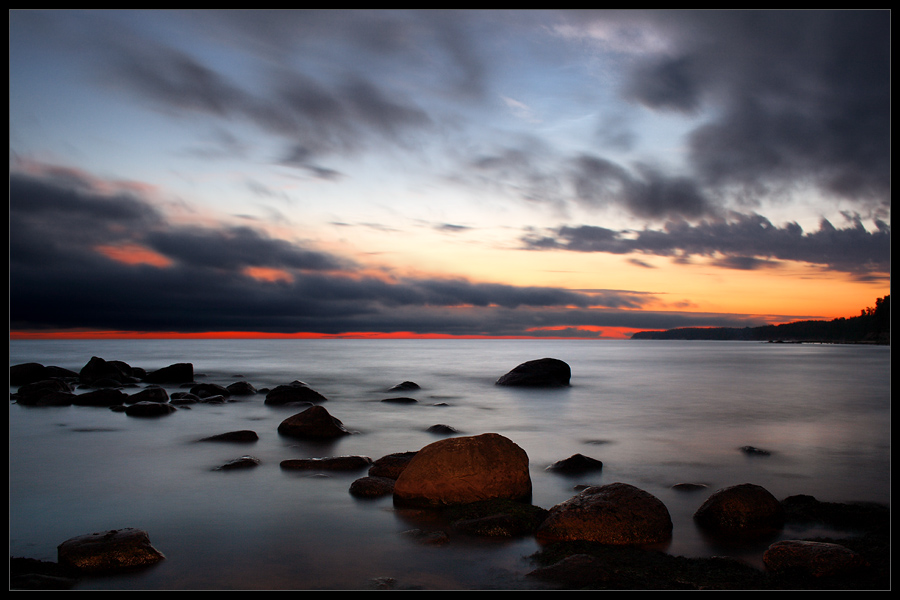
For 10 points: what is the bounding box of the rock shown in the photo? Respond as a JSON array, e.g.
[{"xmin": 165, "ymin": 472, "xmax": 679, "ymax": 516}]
[
  {"xmin": 763, "ymin": 540, "xmax": 868, "ymax": 577},
  {"xmin": 369, "ymin": 451, "xmax": 417, "ymax": 479},
  {"xmin": 535, "ymin": 482, "xmax": 673, "ymax": 545},
  {"xmin": 190, "ymin": 383, "xmax": 231, "ymax": 399},
  {"xmin": 57, "ymin": 528, "xmax": 165, "ymax": 573},
  {"xmin": 226, "ymin": 381, "xmax": 257, "ymax": 396},
  {"xmin": 392, "ymin": 433, "xmax": 532, "ymax": 508},
  {"xmin": 79, "ymin": 356, "xmax": 132, "ymax": 385},
  {"xmin": 277, "ymin": 405, "xmax": 352, "ymax": 439},
  {"xmin": 169, "ymin": 392, "xmax": 202, "ymax": 405},
  {"xmin": 10, "ymin": 363, "xmax": 79, "ymax": 386},
  {"xmin": 495, "ymin": 358, "xmax": 571, "ymax": 387},
  {"xmin": 740, "ymin": 445, "xmax": 772, "ymax": 456},
  {"xmin": 527, "ymin": 553, "xmax": 610, "ymax": 587},
  {"xmin": 401, "ymin": 529, "xmax": 449, "ymax": 545},
  {"xmin": 388, "ymin": 381, "xmax": 420, "ymax": 392},
  {"xmin": 142, "ymin": 363, "xmax": 194, "ymax": 384},
  {"xmin": 10, "ymin": 557, "xmax": 80, "ymax": 589},
  {"xmin": 672, "ymin": 482, "xmax": 709, "ymax": 491},
  {"xmin": 546, "ymin": 453, "xmax": 603, "ymax": 474},
  {"xmin": 128, "ymin": 386, "xmax": 169, "ymax": 403},
  {"xmin": 693, "ymin": 483, "xmax": 784, "ymax": 535},
  {"xmin": 280, "ymin": 456, "xmax": 373, "ymax": 471},
  {"xmin": 199, "ymin": 430, "xmax": 259, "ymax": 443},
  {"xmin": 215, "ymin": 456, "xmax": 261, "ymax": 470},
  {"xmin": 381, "ymin": 396, "xmax": 417, "ymax": 404},
  {"xmin": 426, "ymin": 424, "xmax": 457, "ymax": 434},
  {"xmin": 349, "ymin": 476, "xmax": 396, "ymax": 498},
  {"xmin": 445, "ymin": 499, "xmax": 549, "ymax": 538},
  {"xmin": 265, "ymin": 381, "xmax": 328, "ymax": 405},
  {"xmin": 72, "ymin": 388, "xmax": 128, "ymax": 407},
  {"xmin": 12, "ymin": 379, "xmax": 75, "ymax": 406},
  {"xmin": 124, "ymin": 401, "xmax": 178, "ymax": 417}
]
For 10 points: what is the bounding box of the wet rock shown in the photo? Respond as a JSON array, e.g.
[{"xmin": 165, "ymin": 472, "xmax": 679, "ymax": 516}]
[
  {"xmin": 215, "ymin": 456, "xmax": 261, "ymax": 470},
  {"xmin": 57, "ymin": 528, "xmax": 165, "ymax": 574},
  {"xmin": 672, "ymin": 482, "xmax": 709, "ymax": 491},
  {"xmin": 693, "ymin": 483, "xmax": 784, "ymax": 536},
  {"xmin": 763, "ymin": 540, "xmax": 869, "ymax": 577},
  {"xmin": 546, "ymin": 453, "xmax": 604, "ymax": 474},
  {"xmin": 169, "ymin": 392, "xmax": 202, "ymax": 405},
  {"xmin": 495, "ymin": 358, "xmax": 571, "ymax": 387},
  {"xmin": 350, "ymin": 476, "xmax": 396, "ymax": 498},
  {"xmin": 199, "ymin": 430, "xmax": 259, "ymax": 443},
  {"xmin": 10, "ymin": 557, "xmax": 80, "ymax": 589},
  {"xmin": 393, "ymin": 433, "xmax": 532, "ymax": 508},
  {"xmin": 280, "ymin": 455, "xmax": 373, "ymax": 471},
  {"xmin": 277, "ymin": 405, "xmax": 352, "ymax": 439},
  {"xmin": 381, "ymin": 396, "xmax": 417, "ymax": 404},
  {"xmin": 740, "ymin": 445, "xmax": 772, "ymax": 456},
  {"xmin": 12, "ymin": 378, "xmax": 75, "ymax": 406},
  {"xmin": 226, "ymin": 381, "xmax": 257, "ymax": 396},
  {"xmin": 190, "ymin": 382, "xmax": 231, "ymax": 399},
  {"xmin": 536, "ymin": 482, "xmax": 673, "ymax": 545},
  {"xmin": 124, "ymin": 401, "xmax": 178, "ymax": 417},
  {"xmin": 128, "ymin": 386, "xmax": 169, "ymax": 403},
  {"xmin": 445, "ymin": 499, "xmax": 549, "ymax": 538},
  {"xmin": 388, "ymin": 381, "xmax": 420, "ymax": 392},
  {"xmin": 142, "ymin": 362, "xmax": 194, "ymax": 384},
  {"xmin": 426, "ymin": 424, "xmax": 457, "ymax": 434},
  {"xmin": 265, "ymin": 381, "xmax": 328, "ymax": 405},
  {"xmin": 72, "ymin": 388, "xmax": 128, "ymax": 407},
  {"xmin": 368, "ymin": 451, "xmax": 417, "ymax": 479},
  {"xmin": 79, "ymin": 356, "xmax": 133, "ymax": 385},
  {"xmin": 10, "ymin": 363, "xmax": 79, "ymax": 386}
]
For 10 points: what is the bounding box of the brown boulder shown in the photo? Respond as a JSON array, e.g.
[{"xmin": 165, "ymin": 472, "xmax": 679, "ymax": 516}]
[
  {"xmin": 57, "ymin": 528, "xmax": 164, "ymax": 573},
  {"xmin": 535, "ymin": 482, "xmax": 673, "ymax": 545},
  {"xmin": 763, "ymin": 540, "xmax": 869, "ymax": 577},
  {"xmin": 693, "ymin": 483, "xmax": 784, "ymax": 535},
  {"xmin": 392, "ymin": 433, "xmax": 532, "ymax": 508},
  {"xmin": 277, "ymin": 405, "xmax": 351, "ymax": 439},
  {"xmin": 495, "ymin": 358, "xmax": 571, "ymax": 387}
]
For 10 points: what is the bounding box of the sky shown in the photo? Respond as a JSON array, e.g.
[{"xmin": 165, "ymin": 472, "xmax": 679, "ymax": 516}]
[{"xmin": 9, "ymin": 9, "xmax": 891, "ymax": 340}]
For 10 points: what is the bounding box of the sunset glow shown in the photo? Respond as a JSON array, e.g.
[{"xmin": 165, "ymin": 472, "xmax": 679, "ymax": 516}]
[{"xmin": 9, "ymin": 10, "xmax": 890, "ymax": 339}]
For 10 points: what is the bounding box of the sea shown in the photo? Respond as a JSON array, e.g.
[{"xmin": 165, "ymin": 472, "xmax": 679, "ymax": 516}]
[{"xmin": 8, "ymin": 338, "xmax": 891, "ymax": 590}]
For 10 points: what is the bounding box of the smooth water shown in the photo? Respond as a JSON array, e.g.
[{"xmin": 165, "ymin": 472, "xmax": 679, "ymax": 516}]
[{"xmin": 8, "ymin": 339, "xmax": 891, "ymax": 589}]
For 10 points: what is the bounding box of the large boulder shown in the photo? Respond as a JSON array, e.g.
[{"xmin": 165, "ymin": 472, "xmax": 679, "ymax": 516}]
[
  {"xmin": 535, "ymin": 482, "xmax": 673, "ymax": 545},
  {"xmin": 392, "ymin": 433, "xmax": 532, "ymax": 508},
  {"xmin": 277, "ymin": 405, "xmax": 352, "ymax": 439},
  {"xmin": 10, "ymin": 363, "xmax": 79, "ymax": 386},
  {"xmin": 79, "ymin": 356, "xmax": 133, "ymax": 385},
  {"xmin": 12, "ymin": 379, "xmax": 75, "ymax": 406},
  {"xmin": 495, "ymin": 358, "xmax": 571, "ymax": 387},
  {"xmin": 693, "ymin": 483, "xmax": 784, "ymax": 535},
  {"xmin": 57, "ymin": 528, "xmax": 165, "ymax": 574}
]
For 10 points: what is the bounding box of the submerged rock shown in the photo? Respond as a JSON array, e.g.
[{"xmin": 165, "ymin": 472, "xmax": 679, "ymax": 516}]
[
  {"xmin": 495, "ymin": 358, "xmax": 571, "ymax": 387},
  {"xmin": 763, "ymin": 540, "xmax": 868, "ymax": 577},
  {"xmin": 546, "ymin": 453, "xmax": 604, "ymax": 474},
  {"xmin": 57, "ymin": 528, "xmax": 165, "ymax": 574},
  {"xmin": 280, "ymin": 456, "xmax": 373, "ymax": 471},
  {"xmin": 199, "ymin": 430, "xmax": 259, "ymax": 443}
]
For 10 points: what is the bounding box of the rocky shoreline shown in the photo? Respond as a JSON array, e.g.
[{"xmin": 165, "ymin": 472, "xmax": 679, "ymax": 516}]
[{"xmin": 9, "ymin": 356, "xmax": 891, "ymax": 590}]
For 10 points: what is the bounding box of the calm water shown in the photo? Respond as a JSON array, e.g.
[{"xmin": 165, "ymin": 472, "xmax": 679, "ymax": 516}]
[{"xmin": 8, "ymin": 339, "xmax": 891, "ymax": 589}]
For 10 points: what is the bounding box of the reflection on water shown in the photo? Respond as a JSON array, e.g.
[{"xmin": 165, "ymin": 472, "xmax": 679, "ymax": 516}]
[{"xmin": 9, "ymin": 339, "xmax": 890, "ymax": 589}]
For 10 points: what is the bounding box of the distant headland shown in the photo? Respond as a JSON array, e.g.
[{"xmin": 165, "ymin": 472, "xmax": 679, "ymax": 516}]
[{"xmin": 631, "ymin": 296, "xmax": 890, "ymax": 345}]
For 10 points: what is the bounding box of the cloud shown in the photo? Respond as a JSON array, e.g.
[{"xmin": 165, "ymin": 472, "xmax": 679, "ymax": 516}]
[
  {"xmin": 11, "ymin": 165, "xmax": 675, "ymax": 335},
  {"xmin": 522, "ymin": 212, "xmax": 890, "ymax": 278}
]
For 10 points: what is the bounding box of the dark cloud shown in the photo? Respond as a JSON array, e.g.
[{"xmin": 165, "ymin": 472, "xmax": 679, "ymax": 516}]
[
  {"xmin": 619, "ymin": 10, "xmax": 891, "ymax": 207},
  {"xmin": 522, "ymin": 212, "xmax": 890, "ymax": 278},
  {"xmin": 11, "ymin": 167, "xmax": 669, "ymax": 335}
]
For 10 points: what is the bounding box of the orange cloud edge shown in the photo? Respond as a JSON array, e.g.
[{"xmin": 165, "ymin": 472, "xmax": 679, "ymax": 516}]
[{"xmin": 9, "ymin": 326, "xmax": 638, "ymax": 341}]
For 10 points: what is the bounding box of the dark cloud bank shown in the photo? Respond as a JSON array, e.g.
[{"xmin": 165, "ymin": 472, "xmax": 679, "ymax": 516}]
[{"xmin": 9, "ymin": 168, "xmax": 885, "ymax": 336}]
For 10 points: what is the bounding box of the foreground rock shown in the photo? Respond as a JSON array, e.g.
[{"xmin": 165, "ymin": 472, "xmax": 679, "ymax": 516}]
[
  {"xmin": 393, "ymin": 433, "xmax": 532, "ymax": 507},
  {"xmin": 277, "ymin": 405, "xmax": 352, "ymax": 439},
  {"xmin": 57, "ymin": 528, "xmax": 164, "ymax": 574},
  {"xmin": 535, "ymin": 483, "xmax": 672, "ymax": 545},
  {"xmin": 495, "ymin": 358, "xmax": 571, "ymax": 387},
  {"xmin": 693, "ymin": 483, "xmax": 784, "ymax": 536},
  {"xmin": 763, "ymin": 540, "xmax": 868, "ymax": 577}
]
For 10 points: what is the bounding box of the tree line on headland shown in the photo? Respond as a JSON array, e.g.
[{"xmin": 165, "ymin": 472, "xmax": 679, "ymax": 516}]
[{"xmin": 631, "ymin": 296, "xmax": 890, "ymax": 344}]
